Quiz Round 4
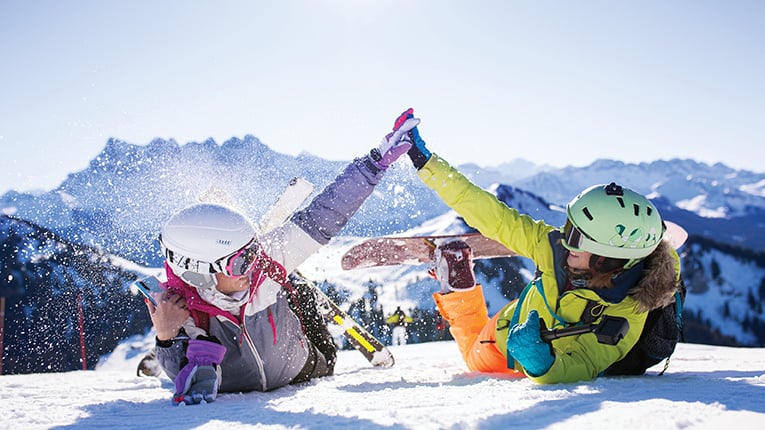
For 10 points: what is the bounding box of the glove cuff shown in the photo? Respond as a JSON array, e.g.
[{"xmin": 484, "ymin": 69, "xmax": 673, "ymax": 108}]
[
  {"xmin": 364, "ymin": 152, "xmax": 385, "ymax": 175},
  {"xmin": 186, "ymin": 338, "xmax": 226, "ymax": 365},
  {"xmin": 407, "ymin": 144, "xmax": 430, "ymax": 170}
]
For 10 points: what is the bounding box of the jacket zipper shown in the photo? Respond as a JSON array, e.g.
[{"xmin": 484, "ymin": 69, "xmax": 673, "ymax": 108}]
[
  {"xmin": 221, "ymin": 314, "xmax": 268, "ymax": 392},
  {"xmin": 239, "ymin": 314, "xmax": 268, "ymax": 392}
]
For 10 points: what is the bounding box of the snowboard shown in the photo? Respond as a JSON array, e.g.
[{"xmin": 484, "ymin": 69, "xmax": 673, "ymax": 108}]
[
  {"xmin": 341, "ymin": 232, "xmax": 516, "ymax": 270},
  {"xmin": 341, "ymin": 221, "xmax": 688, "ymax": 271}
]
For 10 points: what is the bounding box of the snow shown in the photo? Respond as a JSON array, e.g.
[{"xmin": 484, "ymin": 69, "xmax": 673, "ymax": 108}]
[
  {"xmin": 676, "ymin": 194, "xmax": 728, "ymax": 218},
  {"xmin": 1, "ymin": 339, "xmax": 763, "ymax": 429},
  {"xmin": 740, "ymin": 179, "xmax": 765, "ymax": 198}
]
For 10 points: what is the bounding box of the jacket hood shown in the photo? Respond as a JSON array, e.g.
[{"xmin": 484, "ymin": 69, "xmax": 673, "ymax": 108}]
[{"xmin": 628, "ymin": 240, "xmax": 680, "ymax": 312}]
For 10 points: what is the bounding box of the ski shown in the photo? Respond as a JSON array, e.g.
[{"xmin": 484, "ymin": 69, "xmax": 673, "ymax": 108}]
[
  {"xmin": 259, "ymin": 177, "xmax": 315, "ymax": 232},
  {"xmin": 314, "ymin": 286, "xmax": 395, "ymax": 367},
  {"xmin": 290, "ymin": 272, "xmax": 394, "ymax": 367},
  {"xmin": 257, "ymin": 178, "xmax": 392, "ymax": 365}
]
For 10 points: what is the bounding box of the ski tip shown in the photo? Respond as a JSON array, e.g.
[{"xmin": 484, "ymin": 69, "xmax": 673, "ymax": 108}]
[
  {"xmin": 370, "ymin": 350, "xmax": 395, "ymax": 367},
  {"xmin": 340, "ymin": 256, "xmax": 354, "ymax": 271}
]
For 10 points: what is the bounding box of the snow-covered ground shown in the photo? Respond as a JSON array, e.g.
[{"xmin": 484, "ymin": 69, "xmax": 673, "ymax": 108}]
[{"xmin": 1, "ymin": 338, "xmax": 763, "ymax": 429}]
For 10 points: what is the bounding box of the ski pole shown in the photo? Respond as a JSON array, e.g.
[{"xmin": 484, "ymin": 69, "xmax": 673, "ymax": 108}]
[{"xmin": 540, "ymin": 315, "xmax": 629, "ymax": 346}]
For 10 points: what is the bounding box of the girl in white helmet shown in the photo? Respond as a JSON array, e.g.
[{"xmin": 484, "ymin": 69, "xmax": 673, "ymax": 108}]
[{"xmin": 146, "ymin": 110, "xmax": 419, "ymax": 405}]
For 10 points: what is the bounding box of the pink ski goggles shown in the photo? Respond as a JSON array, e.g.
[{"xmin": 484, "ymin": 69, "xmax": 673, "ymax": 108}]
[{"xmin": 214, "ymin": 239, "xmax": 261, "ymax": 277}]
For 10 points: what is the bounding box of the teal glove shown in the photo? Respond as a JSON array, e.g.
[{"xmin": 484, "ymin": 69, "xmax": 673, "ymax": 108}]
[
  {"xmin": 408, "ymin": 124, "xmax": 431, "ymax": 166},
  {"xmin": 507, "ymin": 310, "xmax": 555, "ymax": 377}
]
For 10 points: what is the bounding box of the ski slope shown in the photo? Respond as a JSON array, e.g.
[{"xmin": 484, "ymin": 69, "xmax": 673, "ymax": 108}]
[{"xmin": 1, "ymin": 338, "xmax": 763, "ymax": 429}]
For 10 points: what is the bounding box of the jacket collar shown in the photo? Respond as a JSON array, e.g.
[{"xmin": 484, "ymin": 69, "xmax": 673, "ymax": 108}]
[
  {"xmin": 551, "ymin": 233, "xmax": 680, "ymax": 312},
  {"xmin": 627, "ymin": 240, "xmax": 680, "ymax": 312}
]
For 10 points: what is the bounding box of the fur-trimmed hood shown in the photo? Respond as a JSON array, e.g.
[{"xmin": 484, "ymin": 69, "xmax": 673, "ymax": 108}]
[{"xmin": 627, "ymin": 240, "xmax": 681, "ymax": 312}]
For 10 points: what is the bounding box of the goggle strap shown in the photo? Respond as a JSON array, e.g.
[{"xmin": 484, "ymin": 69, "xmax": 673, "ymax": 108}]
[
  {"xmin": 164, "ymin": 239, "xmax": 260, "ymax": 276},
  {"xmin": 167, "ymin": 248, "xmax": 219, "ymax": 274}
]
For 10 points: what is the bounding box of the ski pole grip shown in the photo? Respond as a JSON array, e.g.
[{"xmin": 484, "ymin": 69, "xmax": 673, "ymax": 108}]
[
  {"xmin": 540, "ymin": 324, "xmax": 596, "ymax": 342},
  {"xmin": 539, "ymin": 316, "xmax": 629, "ymax": 345}
]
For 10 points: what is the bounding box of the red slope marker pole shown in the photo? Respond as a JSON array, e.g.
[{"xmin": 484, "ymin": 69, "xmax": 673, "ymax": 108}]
[
  {"xmin": 77, "ymin": 292, "xmax": 86, "ymax": 370},
  {"xmin": 0, "ymin": 296, "xmax": 5, "ymax": 375}
]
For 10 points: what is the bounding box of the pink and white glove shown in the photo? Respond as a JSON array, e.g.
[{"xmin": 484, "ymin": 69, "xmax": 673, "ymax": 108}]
[
  {"xmin": 172, "ymin": 339, "xmax": 226, "ymax": 405},
  {"xmin": 370, "ymin": 108, "xmax": 421, "ymax": 170}
]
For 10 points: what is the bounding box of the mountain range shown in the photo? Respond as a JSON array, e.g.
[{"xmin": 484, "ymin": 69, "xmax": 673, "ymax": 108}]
[{"xmin": 1, "ymin": 135, "xmax": 764, "ymax": 374}]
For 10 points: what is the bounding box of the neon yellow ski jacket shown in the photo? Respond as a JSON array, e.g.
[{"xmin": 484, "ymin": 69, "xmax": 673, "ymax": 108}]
[{"xmin": 418, "ymin": 154, "xmax": 681, "ymax": 383}]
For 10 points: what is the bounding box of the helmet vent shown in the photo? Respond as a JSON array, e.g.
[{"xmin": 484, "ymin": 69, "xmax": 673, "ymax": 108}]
[
  {"xmin": 616, "ymin": 197, "xmax": 625, "ymax": 208},
  {"xmin": 633, "ymin": 204, "xmax": 640, "ymax": 216},
  {"xmin": 646, "ymin": 206, "xmax": 653, "ymax": 216},
  {"xmin": 582, "ymin": 207, "xmax": 594, "ymax": 221}
]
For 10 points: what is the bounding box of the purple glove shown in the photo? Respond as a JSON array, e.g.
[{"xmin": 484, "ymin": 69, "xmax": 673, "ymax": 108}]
[
  {"xmin": 173, "ymin": 339, "xmax": 226, "ymax": 405},
  {"xmin": 370, "ymin": 108, "xmax": 421, "ymax": 170}
]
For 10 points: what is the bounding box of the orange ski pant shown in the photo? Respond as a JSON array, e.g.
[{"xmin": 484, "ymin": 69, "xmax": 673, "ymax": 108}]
[{"xmin": 433, "ymin": 286, "xmax": 524, "ymax": 377}]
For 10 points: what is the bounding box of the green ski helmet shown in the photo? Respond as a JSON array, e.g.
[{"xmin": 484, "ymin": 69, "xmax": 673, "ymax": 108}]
[{"xmin": 562, "ymin": 182, "xmax": 665, "ymax": 268}]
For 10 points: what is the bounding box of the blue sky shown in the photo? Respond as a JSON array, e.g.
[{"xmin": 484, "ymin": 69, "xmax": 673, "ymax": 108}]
[{"xmin": 1, "ymin": 0, "xmax": 763, "ymax": 195}]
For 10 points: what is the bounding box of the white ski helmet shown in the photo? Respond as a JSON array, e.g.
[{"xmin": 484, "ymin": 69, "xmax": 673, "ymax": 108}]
[{"xmin": 159, "ymin": 203, "xmax": 258, "ymax": 289}]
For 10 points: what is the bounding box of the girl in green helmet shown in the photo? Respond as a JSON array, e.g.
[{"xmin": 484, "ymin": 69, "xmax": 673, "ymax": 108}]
[{"xmin": 401, "ymin": 108, "xmax": 683, "ymax": 383}]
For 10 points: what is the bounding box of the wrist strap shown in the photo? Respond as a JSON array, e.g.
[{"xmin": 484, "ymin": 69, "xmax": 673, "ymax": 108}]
[{"xmin": 407, "ymin": 145, "xmax": 429, "ymax": 170}]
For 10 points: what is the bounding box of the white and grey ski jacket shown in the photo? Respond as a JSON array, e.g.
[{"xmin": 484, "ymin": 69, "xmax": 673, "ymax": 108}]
[{"xmin": 156, "ymin": 155, "xmax": 387, "ymax": 392}]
